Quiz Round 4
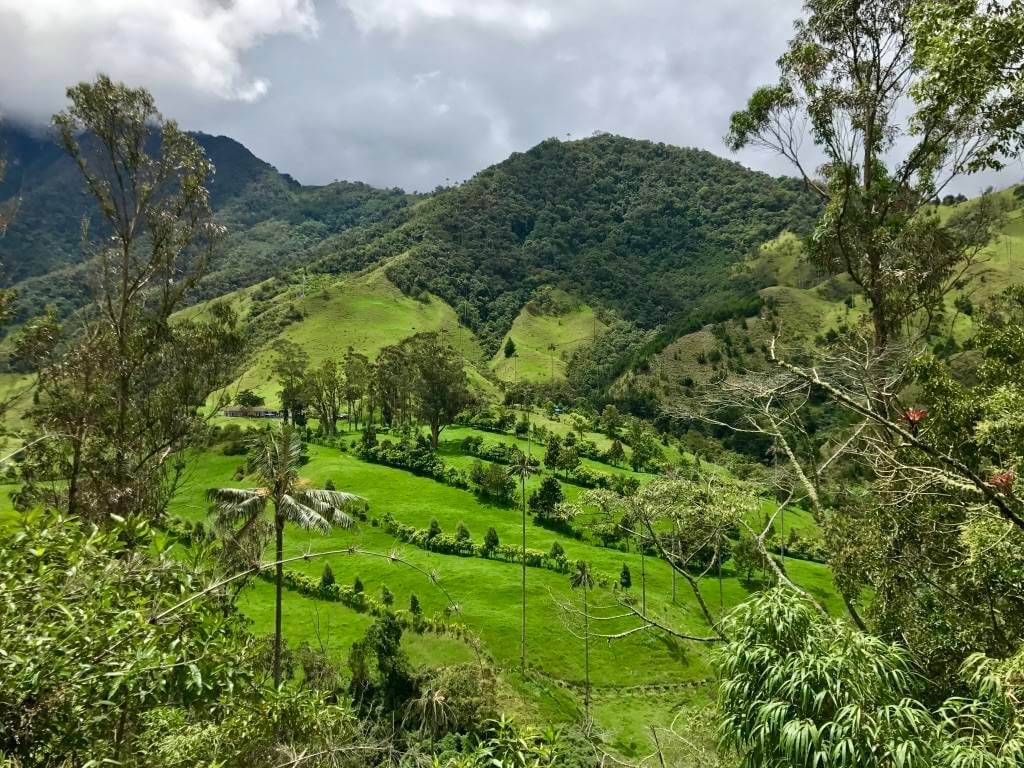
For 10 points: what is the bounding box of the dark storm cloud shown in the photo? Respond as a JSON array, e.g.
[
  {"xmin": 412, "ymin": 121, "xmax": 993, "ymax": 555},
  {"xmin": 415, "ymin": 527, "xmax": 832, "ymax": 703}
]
[{"xmin": 0, "ymin": 0, "xmax": 1019, "ymax": 193}]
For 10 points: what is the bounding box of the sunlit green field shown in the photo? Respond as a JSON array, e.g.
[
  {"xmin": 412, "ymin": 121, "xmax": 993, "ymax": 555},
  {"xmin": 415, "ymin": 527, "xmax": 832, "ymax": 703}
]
[
  {"xmin": 490, "ymin": 302, "xmax": 605, "ymax": 383},
  {"xmin": 170, "ymin": 426, "xmax": 839, "ymax": 753},
  {"xmin": 224, "ymin": 268, "xmax": 486, "ymax": 407}
]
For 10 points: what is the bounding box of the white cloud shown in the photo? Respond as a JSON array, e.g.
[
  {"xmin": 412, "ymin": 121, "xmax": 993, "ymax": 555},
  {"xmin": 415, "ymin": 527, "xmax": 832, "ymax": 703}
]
[
  {"xmin": 342, "ymin": 0, "xmax": 549, "ymax": 38},
  {"xmin": 337, "ymin": 0, "xmax": 647, "ymax": 40},
  {"xmin": 0, "ymin": 0, "xmax": 317, "ymax": 120},
  {"xmin": 2, "ymin": 0, "xmax": 1013, "ymax": 196}
]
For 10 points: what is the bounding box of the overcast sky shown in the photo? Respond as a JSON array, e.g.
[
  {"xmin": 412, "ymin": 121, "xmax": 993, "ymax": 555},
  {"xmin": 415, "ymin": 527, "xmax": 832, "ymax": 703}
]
[{"xmin": 1, "ymin": 0, "xmax": 1020, "ymax": 193}]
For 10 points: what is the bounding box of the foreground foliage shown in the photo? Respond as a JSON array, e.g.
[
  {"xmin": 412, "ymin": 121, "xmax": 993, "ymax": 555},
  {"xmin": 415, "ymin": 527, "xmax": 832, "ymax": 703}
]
[
  {"xmin": 0, "ymin": 511, "xmax": 372, "ymax": 766},
  {"xmin": 717, "ymin": 589, "xmax": 1024, "ymax": 768}
]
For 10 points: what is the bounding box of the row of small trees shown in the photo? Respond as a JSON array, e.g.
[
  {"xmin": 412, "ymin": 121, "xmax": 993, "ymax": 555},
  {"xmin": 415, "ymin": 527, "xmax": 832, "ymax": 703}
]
[{"xmin": 320, "ymin": 565, "xmax": 422, "ymax": 615}]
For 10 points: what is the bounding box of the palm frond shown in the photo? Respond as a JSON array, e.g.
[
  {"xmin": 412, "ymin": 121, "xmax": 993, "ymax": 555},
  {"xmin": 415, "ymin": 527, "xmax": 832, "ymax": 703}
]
[
  {"xmin": 295, "ymin": 489, "xmax": 363, "ymax": 528},
  {"xmin": 207, "ymin": 487, "xmax": 264, "ymax": 504},
  {"xmin": 206, "ymin": 487, "xmax": 267, "ymax": 525},
  {"xmin": 570, "ymin": 561, "xmax": 595, "ymax": 589},
  {"xmin": 278, "ymin": 494, "xmax": 331, "ymax": 534}
]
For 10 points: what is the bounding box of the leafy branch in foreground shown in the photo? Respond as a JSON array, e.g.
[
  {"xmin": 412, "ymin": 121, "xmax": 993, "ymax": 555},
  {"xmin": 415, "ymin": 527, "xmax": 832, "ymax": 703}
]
[
  {"xmin": 717, "ymin": 588, "xmax": 1024, "ymax": 768},
  {"xmin": 0, "ymin": 510, "xmax": 380, "ymax": 766},
  {"xmin": 728, "ymin": 0, "xmax": 1017, "ymax": 350}
]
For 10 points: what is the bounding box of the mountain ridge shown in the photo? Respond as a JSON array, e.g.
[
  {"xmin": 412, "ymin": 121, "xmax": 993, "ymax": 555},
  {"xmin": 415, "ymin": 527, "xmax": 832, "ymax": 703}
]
[{"xmin": 0, "ymin": 123, "xmax": 415, "ymax": 323}]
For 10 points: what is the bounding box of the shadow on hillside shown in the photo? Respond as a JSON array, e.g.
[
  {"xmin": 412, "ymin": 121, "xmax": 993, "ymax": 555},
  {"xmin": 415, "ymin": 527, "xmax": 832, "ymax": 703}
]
[{"xmin": 656, "ymin": 633, "xmax": 690, "ymax": 666}]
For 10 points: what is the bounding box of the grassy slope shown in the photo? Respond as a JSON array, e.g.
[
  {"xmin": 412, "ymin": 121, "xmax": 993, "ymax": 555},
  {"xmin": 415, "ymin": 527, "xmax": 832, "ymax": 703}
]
[
  {"xmin": 211, "ymin": 267, "xmax": 493, "ymax": 407},
  {"xmin": 172, "ymin": 434, "xmax": 838, "ymax": 753},
  {"xmin": 0, "ymin": 372, "xmax": 35, "ymax": 458},
  {"xmin": 0, "ymin": 372, "xmax": 32, "ymax": 429},
  {"xmin": 621, "ymin": 192, "xmax": 1024, "ymax": 400},
  {"xmin": 490, "ymin": 303, "xmax": 605, "ymax": 383}
]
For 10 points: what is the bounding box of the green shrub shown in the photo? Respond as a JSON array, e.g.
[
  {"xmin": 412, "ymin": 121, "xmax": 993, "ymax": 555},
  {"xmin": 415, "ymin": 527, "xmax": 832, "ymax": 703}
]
[{"xmin": 320, "ymin": 563, "xmax": 335, "ymax": 589}]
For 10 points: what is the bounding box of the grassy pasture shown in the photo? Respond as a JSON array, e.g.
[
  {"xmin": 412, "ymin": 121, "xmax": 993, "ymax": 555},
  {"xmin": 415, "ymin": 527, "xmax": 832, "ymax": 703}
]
[
  {"xmin": 172, "ymin": 432, "xmax": 837, "ymax": 746},
  {"xmin": 490, "ymin": 302, "xmax": 605, "ymax": 383}
]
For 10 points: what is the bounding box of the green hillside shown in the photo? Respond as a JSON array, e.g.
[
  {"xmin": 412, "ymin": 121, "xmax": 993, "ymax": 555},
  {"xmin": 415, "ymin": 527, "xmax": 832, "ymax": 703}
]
[
  {"xmin": 314, "ymin": 134, "xmax": 820, "ymax": 354},
  {"xmin": 169, "ymin": 428, "xmax": 837, "ymax": 757},
  {"xmin": 3, "ymin": 129, "xmax": 823, "ymax": 405},
  {"xmin": 213, "ymin": 266, "xmax": 491, "ymax": 408},
  {"xmin": 619, "ymin": 191, "xmax": 1024, "ymax": 402},
  {"xmin": 490, "ymin": 291, "xmax": 605, "ymax": 383},
  {"xmin": 0, "ymin": 124, "xmax": 414, "ymax": 324}
]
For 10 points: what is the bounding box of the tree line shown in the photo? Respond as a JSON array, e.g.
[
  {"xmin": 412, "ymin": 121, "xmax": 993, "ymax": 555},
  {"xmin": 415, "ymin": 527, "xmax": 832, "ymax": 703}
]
[{"xmin": 264, "ymin": 331, "xmax": 473, "ymax": 448}]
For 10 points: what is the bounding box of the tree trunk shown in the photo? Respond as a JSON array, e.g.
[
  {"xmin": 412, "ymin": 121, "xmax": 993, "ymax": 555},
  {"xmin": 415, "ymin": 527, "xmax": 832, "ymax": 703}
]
[
  {"xmin": 521, "ymin": 474, "xmax": 527, "ymax": 675},
  {"xmin": 583, "ymin": 587, "xmax": 590, "ymax": 722},
  {"xmin": 842, "ymin": 592, "xmax": 868, "ymax": 633},
  {"xmin": 718, "ymin": 552, "xmax": 724, "ymax": 614},
  {"xmin": 671, "ymin": 539, "xmax": 677, "ymax": 603},
  {"xmin": 274, "ymin": 517, "xmax": 284, "ymax": 689},
  {"xmin": 780, "ymin": 505, "xmax": 785, "ymax": 562},
  {"xmin": 67, "ymin": 435, "xmax": 83, "ymax": 517},
  {"xmin": 431, "ymin": 419, "xmax": 440, "ymax": 449},
  {"xmin": 641, "ymin": 543, "xmax": 647, "ymax": 616}
]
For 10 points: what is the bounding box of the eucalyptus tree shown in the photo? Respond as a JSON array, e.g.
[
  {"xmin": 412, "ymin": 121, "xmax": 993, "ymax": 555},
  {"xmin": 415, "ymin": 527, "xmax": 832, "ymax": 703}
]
[
  {"xmin": 304, "ymin": 358, "xmax": 345, "ymax": 435},
  {"xmin": 507, "ymin": 448, "xmax": 537, "ymax": 674},
  {"xmin": 408, "ymin": 332, "xmax": 474, "ymax": 448},
  {"xmin": 208, "ymin": 424, "xmax": 362, "ymax": 687},
  {"xmin": 727, "ymin": 0, "xmax": 1021, "ymax": 350},
  {"xmin": 342, "ymin": 347, "xmax": 370, "ymax": 430},
  {"xmin": 374, "ymin": 343, "xmax": 414, "ymax": 427},
  {"xmin": 271, "ymin": 339, "xmax": 309, "ymax": 425},
  {"xmin": 27, "ymin": 75, "xmax": 244, "ymax": 522}
]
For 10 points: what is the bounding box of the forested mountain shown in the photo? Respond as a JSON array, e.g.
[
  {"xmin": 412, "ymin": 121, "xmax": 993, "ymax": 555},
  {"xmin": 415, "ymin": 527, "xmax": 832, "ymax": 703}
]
[
  {"xmin": 2, "ymin": 127, "xmax": 818, "ymax": 353},
  {"xmin": 318, "ymin": 134, "xmax": 821, "ymax": 352},
  {"xmin": 0, "ymin": 123, "xmax": 414, "ymax": 322}
]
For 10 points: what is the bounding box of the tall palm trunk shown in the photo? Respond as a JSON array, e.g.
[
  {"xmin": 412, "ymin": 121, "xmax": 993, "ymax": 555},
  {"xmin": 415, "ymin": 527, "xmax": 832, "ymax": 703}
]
[
  {"xmin": 520, "ymin": 473, "xmax": 527, "ymax": 675},
  {"xmin": 671, "ymin": 538, "xmax": 677, "ymax": 603},
  {"xmin": 718, "ymin": 546, "xmax": 724, "ymax": 614},
  {"xmin": 583, "ymin": 587, "xmax": 590, "ymax": 722},
  {"xmin": 274, "ymin": 515, "xmax": 284, "ymax": 689}
]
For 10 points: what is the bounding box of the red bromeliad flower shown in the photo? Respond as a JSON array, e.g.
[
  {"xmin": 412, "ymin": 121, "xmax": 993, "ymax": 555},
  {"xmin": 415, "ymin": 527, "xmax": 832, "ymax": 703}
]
[
  {"xmin": 991, "ymin": 471, "xmax": 1015, "ymax": 494},
  {"xmin": 902, "ymin": 407, "xmax": 928, "ymax": 434},
  {"xmin": 903, "ymin": 407, "xmax": 928, "ymax": 425}
]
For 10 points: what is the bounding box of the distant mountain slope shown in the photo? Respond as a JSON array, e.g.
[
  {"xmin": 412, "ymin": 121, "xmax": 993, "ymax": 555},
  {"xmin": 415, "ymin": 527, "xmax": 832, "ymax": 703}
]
[
  {"xmin": 182, "ymin": 266, "xmax": 495, "ymax": 411},
  {"xmin": 0, "ymin": 123, "xmax": 414, "ymax": 323},
  {"xmin": 2, "ymin": 125, "xmax": 825, "ymax": 394},
  {"xmin": 488, "ymin": 289, "xmax": 605, "ymax": 383},
  {"xmin": 314, "ymin": 135, "xmax": 821, "ymax": 353},
  {"xmin": 617, "ymin": 190, "xmax": 1024, "ymax": 403}
]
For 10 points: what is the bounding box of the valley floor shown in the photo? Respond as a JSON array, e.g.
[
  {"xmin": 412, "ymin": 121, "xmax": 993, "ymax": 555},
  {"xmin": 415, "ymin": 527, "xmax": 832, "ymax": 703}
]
[{"xmin": 167, "ymin": 422, "xmax": 839, "ymax": 759}]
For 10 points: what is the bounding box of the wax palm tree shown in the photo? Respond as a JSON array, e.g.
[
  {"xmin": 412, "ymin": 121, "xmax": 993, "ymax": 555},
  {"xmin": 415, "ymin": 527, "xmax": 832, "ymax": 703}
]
[
  {"xmin": 208, "ymin": 424, "xmax": 362, "ymax": 687},
  {"xmin": 507, "ymin": 448, "xmax": 536, "ymax": 674},
  {"xmin": 570, "ymin": 560, "xmax": 595, "ymax": 720}
]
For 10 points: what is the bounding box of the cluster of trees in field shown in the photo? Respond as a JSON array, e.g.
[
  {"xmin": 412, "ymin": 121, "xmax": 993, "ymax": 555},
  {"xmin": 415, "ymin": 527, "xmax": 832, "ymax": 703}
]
[{"xmin": 266, "ymin": 331, "xmax": 473, "ymax": 447}]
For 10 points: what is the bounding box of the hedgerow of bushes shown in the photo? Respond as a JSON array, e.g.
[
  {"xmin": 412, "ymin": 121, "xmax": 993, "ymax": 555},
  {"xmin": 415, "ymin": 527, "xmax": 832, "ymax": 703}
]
[
  {"xmin": 256, "ymin": 568, "xmax": 473, "ymax": 639},
  {"xmin": 358, "ymin": 433, "xmax": 471, "ymax": 489},
  {"xmin": 379, "ymin": 512, "xmax": 571, "ymax": 573}
]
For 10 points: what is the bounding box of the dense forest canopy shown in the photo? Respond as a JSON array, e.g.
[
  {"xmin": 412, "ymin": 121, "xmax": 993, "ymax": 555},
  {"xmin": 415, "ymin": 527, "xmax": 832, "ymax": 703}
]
[{"xmin": 377, "ymin": 135, "xmax": 821, "ymax": 351}]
